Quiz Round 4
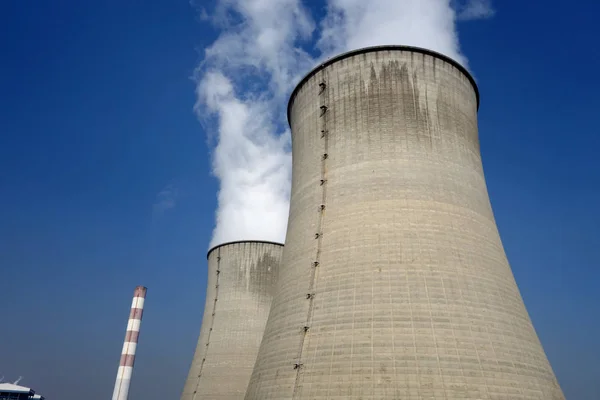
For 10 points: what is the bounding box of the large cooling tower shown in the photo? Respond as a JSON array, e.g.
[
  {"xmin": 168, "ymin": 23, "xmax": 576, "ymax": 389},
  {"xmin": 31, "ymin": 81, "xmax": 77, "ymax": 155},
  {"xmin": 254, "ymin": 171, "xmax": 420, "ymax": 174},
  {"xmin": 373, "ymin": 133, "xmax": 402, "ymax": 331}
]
[
  {"xmin": 245, "ymin": 46, "xmax": 565, "ymax": 399},
  {"xmin": 181, "ymin": 241, "xmax": 283, "ymax": 400}
]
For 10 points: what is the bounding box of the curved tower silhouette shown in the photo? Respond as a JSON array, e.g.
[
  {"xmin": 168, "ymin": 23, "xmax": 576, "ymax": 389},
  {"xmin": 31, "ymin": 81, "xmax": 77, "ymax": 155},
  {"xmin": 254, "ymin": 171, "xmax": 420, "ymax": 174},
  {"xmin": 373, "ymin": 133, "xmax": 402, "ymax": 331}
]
[
  {"xmin": 181, "ymin": 241, "xmax": 283, "ymax": 400},
  {"xmin": 245, "ymin": 46, "xmax": 564, "ymax": 399}
]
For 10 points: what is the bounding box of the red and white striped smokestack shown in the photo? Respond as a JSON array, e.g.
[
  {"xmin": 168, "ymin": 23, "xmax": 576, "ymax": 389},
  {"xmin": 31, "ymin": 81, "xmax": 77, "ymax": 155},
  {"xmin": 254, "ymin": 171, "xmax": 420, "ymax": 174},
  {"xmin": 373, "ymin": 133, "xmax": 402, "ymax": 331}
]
[{"xmin": 112, "ymin": 286, "xmax": 147, "ymax": 400}]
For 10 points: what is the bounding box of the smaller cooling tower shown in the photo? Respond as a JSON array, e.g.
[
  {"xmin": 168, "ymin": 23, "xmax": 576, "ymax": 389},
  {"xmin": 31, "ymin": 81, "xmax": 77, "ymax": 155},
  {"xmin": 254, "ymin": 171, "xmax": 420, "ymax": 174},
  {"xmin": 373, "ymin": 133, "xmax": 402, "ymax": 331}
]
[{"xmin": 180, "ymin": 241, "xmax": 283, "ymax": 400}]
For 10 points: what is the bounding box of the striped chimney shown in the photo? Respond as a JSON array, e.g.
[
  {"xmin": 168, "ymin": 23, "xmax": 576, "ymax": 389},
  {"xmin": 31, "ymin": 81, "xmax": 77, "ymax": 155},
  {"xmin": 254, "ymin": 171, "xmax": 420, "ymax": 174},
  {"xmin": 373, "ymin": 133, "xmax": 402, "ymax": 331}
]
[{"xmin": 112, "ymin": 286, "xmax": 147, "ymax": 400}]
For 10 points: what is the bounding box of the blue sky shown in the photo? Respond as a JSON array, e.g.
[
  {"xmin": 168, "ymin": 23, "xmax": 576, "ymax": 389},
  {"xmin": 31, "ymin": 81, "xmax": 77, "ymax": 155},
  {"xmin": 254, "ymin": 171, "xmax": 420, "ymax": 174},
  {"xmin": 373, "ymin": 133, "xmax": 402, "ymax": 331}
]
[{"xmin": 1, "ymin": 1, "xmax": 599, "ymax": 399}]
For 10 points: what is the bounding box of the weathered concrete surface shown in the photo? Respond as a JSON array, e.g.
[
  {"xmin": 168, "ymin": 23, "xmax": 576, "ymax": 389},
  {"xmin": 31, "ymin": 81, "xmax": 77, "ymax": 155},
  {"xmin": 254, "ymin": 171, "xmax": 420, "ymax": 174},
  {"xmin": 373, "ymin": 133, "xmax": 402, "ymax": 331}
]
[
  {"xmin": 181, "ymin": 241, "xmax": 282, "ymax": 400},
  {"xmin": 245, "ymin": 47, "xmax": 565, "ymax": 399}
]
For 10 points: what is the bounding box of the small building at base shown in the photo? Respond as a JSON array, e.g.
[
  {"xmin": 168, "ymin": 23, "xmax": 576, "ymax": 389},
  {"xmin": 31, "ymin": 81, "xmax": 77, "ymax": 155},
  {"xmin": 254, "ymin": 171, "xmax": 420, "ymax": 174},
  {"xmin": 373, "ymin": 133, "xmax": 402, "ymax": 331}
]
[{"xmin": 0, "ymin": 384, "xmax": 45, "ymax": 400}]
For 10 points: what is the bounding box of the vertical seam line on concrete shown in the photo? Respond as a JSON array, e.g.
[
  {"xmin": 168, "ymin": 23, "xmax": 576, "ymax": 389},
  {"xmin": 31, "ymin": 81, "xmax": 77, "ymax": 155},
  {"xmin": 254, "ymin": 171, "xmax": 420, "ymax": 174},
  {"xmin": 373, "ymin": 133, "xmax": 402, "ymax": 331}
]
[
  {"xmin": 453, "ymin": 223, "xmax": 491, "ymax": 398},
  {"xmin": 371, "ymin": 237, "xmax": 375, "ymax": 398},
  {"xmin": 439, "ymin": 256, "xmax": 453, "ymax": 399},
  {"xmin": 454, "ymin": 240, "xmax": 469, "ymax": 394},
  {"xmin": 326, "ymin": 252, "xmax": 342, "ymax": 398},
  {"xmin": 422, "ymin": 76, "xmax": 448, "ymax": 399},
  {"xmin": 388, "ymin": 241, "xmax": 397, "ymax": 396},
  {"xmin": 414, "ymin": 215, "xmax": 425, "ymax": 394},
  {"xmin": 370, "ymin": 63, "xmax": 378, "ymax": 397},
  {"xmin": 191, "ymin": 247, "xmax": 221, "ymax": 400},
  {"xmin": 324, "ymin": 69, "xmax": 343, "ymax": 399},
  {"xmin": 292, "ymin": 72, "xmax": 330, "ymax": 399},
  {"xmin": 407, "ymin": 216, "xmax": 418, "ymax": 394},
  {"xmin": 422, "ymin": 240, "xmax": 449, "ymax": 400},
  {"xmin": 371, "ymin": 61, "xmax": 380, "ymax": 399}
]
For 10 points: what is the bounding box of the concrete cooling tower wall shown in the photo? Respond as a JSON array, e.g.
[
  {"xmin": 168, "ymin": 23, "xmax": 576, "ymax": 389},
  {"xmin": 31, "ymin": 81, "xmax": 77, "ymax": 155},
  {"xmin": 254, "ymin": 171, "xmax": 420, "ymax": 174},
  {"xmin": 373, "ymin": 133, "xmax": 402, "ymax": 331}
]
[
  {"xmin": 181, "ymin": 241, "xmax": 283, "ymax": 400},
  {"xmin": 245, "ymin": 46, "xmax": 565, "ymax": 399}
]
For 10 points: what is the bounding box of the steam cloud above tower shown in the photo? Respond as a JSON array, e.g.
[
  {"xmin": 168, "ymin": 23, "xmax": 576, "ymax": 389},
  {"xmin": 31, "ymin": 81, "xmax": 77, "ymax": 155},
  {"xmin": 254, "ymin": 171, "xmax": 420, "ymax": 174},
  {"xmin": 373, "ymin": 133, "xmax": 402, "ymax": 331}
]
[{"xmin": 194, "ymin": 0, "xmax": 495, "ymax": 247}]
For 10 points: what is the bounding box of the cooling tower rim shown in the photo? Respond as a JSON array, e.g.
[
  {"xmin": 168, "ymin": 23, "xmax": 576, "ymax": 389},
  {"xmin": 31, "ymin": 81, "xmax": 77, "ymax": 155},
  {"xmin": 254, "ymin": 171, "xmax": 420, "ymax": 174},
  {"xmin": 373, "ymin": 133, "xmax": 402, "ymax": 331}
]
[
  {"xmin": 206, "ymin": 240, "xmax": 284, "ymax": 259},
  {"xmin": 287, "ymin": 45, "xmax": 480, "ymax": 126}
]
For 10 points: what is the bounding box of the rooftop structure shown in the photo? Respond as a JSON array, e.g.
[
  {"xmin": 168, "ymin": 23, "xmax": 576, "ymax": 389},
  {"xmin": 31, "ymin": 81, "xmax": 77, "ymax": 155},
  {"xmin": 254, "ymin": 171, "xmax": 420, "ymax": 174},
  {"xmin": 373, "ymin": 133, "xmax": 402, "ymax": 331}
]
[{"xmin": 0, "ymin": 383, "xmax": 44, "ymax": 400}]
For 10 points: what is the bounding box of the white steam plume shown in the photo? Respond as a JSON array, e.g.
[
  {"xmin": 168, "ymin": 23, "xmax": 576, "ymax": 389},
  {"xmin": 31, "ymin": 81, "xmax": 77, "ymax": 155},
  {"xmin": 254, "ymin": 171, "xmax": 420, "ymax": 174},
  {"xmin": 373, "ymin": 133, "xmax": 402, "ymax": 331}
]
[
  {"xmin": 196, "ymin": 0, "xmax": 314, "ymax": 248},
  {"xmin": 195, "ymin": 0, "xmax": 493, "ymax": 248},
  {"xmin": 318, "ymin": 0, "xmax": 465, "ymax": 65}
]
